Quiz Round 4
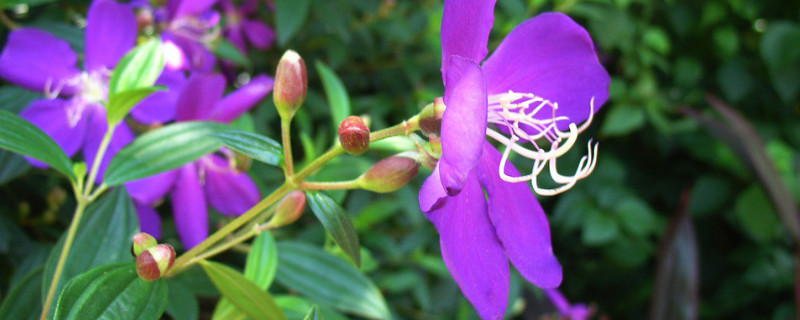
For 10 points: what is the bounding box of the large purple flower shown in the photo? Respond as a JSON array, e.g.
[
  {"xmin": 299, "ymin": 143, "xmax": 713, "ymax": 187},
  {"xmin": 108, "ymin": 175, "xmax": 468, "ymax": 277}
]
[
  {"xmin": 138, "ymin": 0, "xmax": 221, "ymax": 71},
  {"xmin": 418, "ymin": 1, "xmax": 609, "ymax": 319},
  {"xmin": 0, "ymin": 0, "xmax": 142, "ymax": 177},
  {"xmin": 126, "ymin": 73, "xmax": 273, "ymax": 248}
]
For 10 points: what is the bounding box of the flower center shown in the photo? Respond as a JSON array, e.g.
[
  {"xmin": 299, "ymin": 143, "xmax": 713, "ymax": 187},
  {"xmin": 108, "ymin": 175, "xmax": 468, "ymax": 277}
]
[
  {"xmin": 484, "ymin": 91, "xmax": 598, "ymax": 196},
  {"xmin": 76, "ymin": 71, "xmax": 109, "ymax": 104}
]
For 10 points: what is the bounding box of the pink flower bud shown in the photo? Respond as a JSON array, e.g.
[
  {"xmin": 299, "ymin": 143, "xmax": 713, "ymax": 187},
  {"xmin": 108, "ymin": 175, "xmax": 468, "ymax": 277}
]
[
  {"xmin": 266, "ymin": 190, "xmax": 306, "ymax": 228},
  {"xmin": 131, "ymin": 232, "xmax": 158, "ymax": 257},
  {"xmin": 357, "ymin": 154, "xmax": 421, "ymax": 193},
  {"xmin": 273, "ymin": 50, "xmax": 307, "ymax": 119},
  {"xmin": 338, "ymin": 116, "xmax": 370, "ymax": 155},
  {"xmin": 418, "ymin": 97, "xmax": 445, "ymax": 136},
  {"xmin": 135, "ymin": 244, "xmax": 175, "ymax": 281}
]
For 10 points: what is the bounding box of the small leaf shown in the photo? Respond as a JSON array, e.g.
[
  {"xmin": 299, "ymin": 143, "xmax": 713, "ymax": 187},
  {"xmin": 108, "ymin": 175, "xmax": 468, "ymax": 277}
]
[
  {"xmin": 0, "ymin": 148, "xmax": 29, "ymax": 184},
  {"xmin": 212, "ymin": 39, "xmax": 251, "ymax": 67},
  {"xmin": 42, "ymin": 187, "xmax": 139, "ymax": 317},
  {"xmin": 600, "ymin": 104, "xmax": 645, "ymax": 137},
  {"xmin": 275, "ymin": 0, "xmax": 311, "ymax": 46},
  {"xmin": 107, "ymin": 86, "xmax": 165, "ymax": 126},
  {"xmin": 306, "ymin": 192, "xmax": 360, "ymax": 267},
  {"xmin": 212, "ymin": 231, "xmax": 279, "ymax": 320},
  {"xmin": 314, "ymin": 61, "xmax": 351, "ymax": 129},
  {"xmin": 0, "ymin": 110, "xmax": 75, "ymax": 181},
  {"xmin": 54, "ymin": 263, "xmax": 168, "ymax": 320},
  {"xmin": 0, "ymin": 266, "xmax": 43, "ymax": 320},
  {"xmin": 209, "ymin": 129, "xmax": 283, "ymax": 166},
  {"xmin": 103, "ymin": 122, "xmax": 227, "ymax": 186},
  {"xmin": 200, "ymin": 260, "xmax": 287, "ymax": 320},
  {"xmin": 303, "ymin": 306, "xmax": 319, "ymax": 320},
  {"xmin": 108, "ymin": 38, "xmax": 164, "ymax": 97},
  {"xmin": 165, "ymin": 280, "xmax": 199, "ymax": 320},
  {"xmin": 276, "ymin": 241, "xmax": 390, "ymax": 319}
]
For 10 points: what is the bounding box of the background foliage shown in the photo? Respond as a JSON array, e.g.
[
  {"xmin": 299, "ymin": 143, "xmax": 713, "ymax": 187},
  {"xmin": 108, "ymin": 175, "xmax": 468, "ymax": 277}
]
[{"xmin": 1, "ymin": 0, "xmax": 799, "ymax": 319}]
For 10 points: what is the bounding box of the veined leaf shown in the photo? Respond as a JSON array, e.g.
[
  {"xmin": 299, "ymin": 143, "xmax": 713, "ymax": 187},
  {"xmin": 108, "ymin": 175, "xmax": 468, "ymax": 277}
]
[
  {"xmin": 200, "ymin": 260, "xmax": 286, "ymax": 320},
  {"xmin": 314, "ymin": 61, "xmax": 351, "ymax": 130},
  {"xmin": 0, "ymin": 110, "xmax": 75, "ymax": 181},
  {"xmin": 209, "ymin": 129, "xmax": 283, "ymax": 167},
  {"xmin": 108, "ymin": 38, "xmax": 164, "ymax": 97},
  {"xmin": 306, "ymin": 192, "xmax": 360, "ymax": 267}
]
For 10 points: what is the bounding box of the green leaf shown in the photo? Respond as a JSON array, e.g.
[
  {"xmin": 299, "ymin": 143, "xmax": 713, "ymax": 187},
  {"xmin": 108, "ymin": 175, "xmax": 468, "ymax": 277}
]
[
  {"xmin": 306, "ymin": 192, "xmax": 360, "ymax": 267},
  {"xmin": 0, "ymin": 148, "xmax": 29, "ymax": 184},
  {"xmin": 1, "ymin": 0, "xmax": 56, "ymax": 9},
  {"xmin": 276, "ymin": 241, "xmax": 390, "ymax": 319},
  {"xmin": 0, "ymin": 110, "xmax": 75, "ymax": 181},
  {"xmin": 103, "ymin": 122, "xmax": 227, "ymax": 186},
  {"xmin": 108, "ymin": 38, "xmax": 164, "ymax": 97},
  {"xmin": 600, "ymin": 104, "xmax": 645, "ymax": 137},
  {"xmin": 200, "ymin": 260, "xmax": 286, "ymax": 320},
  {"xmin": 734, "ymin": 185, "xmax": 782, "ymax": 243},
  {"xmin": 0, "ymin": 266, "xmax": 43, "ymax": 320},
  {"xmin": 107, "ymin": 86, "xmax": 165, "ymax": 126},
  {"xmin": 582, "ymin": 210, "xmax": 619, "ymax": 246},
  {"xmin": 275, "ymin": 0, "xmax": 311, "ymax": 46},
  {"xmin": 303, "ymin": 306, "xmax": 320, "ymax": 320},
  {"xmin": 54, "ymin": 263, "xmax": 168, "ymax": 320},
  {"xmin": 0, "ymin": 86, "xmax": 42, "ymax": 113},
  {"xmin": 274, "ymin": 296, "xmax": 348, "ymax": 320},
  {"xmin": 212, "ymin": 39, "xmax": 251, "ymax": 67},
  {"xmin": 42, "ymin": 187, "xmax": 139, "ymax": 317},
  {"xmin": 209, "ymin": 129, "xmax": 283, "ymax": 166},
  {"xmin": 314, "ymin": 61, "xmax": 351, "ymax": 129},
  {"xmin": 760, "ymin": 22, "xmax": 800, "ymax": 104},
  {"xmin": 165, "ymin": 280, "xmax": 199, "ymax": 320},
  {"xmin": 212, "ymin": 231, "xmax": 279, "ymax": 320}
]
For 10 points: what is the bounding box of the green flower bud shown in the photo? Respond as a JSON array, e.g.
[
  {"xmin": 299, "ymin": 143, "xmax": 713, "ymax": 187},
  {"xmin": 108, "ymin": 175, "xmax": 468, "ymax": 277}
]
[
  {"xmin": 131, "ymin": 232, "xmax": 158, "ymax": 257},
  {"xmin": 418, "ymin": 97, "xmax": 445, "ymax": 136},
  {"xmin": 338, "ymin": 116, "xmax": 370, "ymax": 155},
  {"xmin": 357, "ymin": 153, "xmax": 421, "ymax": 193},
  {"xmin": 273, "ymin": 50, "xmax": 307, "ymax": 119},
  {"xmin": 265, "ymin": 190, "xmax": 306, "ymax": 228},
  {"xmin": 135, "ymin": 244, "xmax": 175, "ymax": 281}
]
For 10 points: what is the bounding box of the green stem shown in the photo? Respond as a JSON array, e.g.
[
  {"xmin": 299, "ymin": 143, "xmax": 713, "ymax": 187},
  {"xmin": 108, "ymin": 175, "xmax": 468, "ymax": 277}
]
[
  {"xmin": 299, "ymin": 180, "xmax": 360, "ymax": 190},
  {"xmin": 39, "ymin": 200, "xmax": 87, "ymax": 320},
  {"xmin": 83, "ymin": 129, "xmax": 115, "ymax": 199},
  {"xmin": 166, "ymin": 115, "xmax": 422, "ymax": 275},
  {"xmin": 281, "ymin": 118, "xmax": 295, "ymax": 178}
]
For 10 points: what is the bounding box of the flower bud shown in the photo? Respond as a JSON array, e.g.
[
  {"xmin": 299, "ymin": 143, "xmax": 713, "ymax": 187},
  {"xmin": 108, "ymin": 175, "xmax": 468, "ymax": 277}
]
[
  {"xmin": 266, "ymin": 191, "xmax": 306, "ymax": 228},
  {"xmin": 357, "ymin": 154, "xmax": 421, "ymax": 193},
  {"xmin": 418, "ymin": 97, "xmax": 445, "ymax": 136},
  {"xmin": 273, "ymin": 50, "xmax": 307, "ymax": 119},
  {"xmin": 131, "ymin": 232, "xmax": 158, "ymax": 257},
  {"xmin": 338, "ymin": 116, "xmax": 370, "ymax": 155},
  {"xmin": 135, "ymin": 244, "xmax": 175, "ymax": 281}
]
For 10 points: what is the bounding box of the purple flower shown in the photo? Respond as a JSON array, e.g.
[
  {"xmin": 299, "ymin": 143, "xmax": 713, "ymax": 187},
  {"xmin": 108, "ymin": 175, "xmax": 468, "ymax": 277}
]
[
  {"xmin": 418, "ymin": 1, "xmax": 609, "ymax": 319},
  {"xmin": 220, "ymin": 0, "xmax": 275, "ymax": 54},
  {"xmin": 125, "ymin": 73, "xmax": 273, "ymax": 248},
  {"xmin": 0, "ymin": 0, "xmax": 143, "ymax": 177},
  {"xmin": 138, "ymin": 0, "xmax": 221, "ymax": 71}
]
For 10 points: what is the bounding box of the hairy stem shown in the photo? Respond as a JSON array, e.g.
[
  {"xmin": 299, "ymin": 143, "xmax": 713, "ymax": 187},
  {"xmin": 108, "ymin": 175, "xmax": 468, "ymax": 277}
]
[{"xmin": 39, "ymin": 200, "xmax": 87, "ymax": 320}]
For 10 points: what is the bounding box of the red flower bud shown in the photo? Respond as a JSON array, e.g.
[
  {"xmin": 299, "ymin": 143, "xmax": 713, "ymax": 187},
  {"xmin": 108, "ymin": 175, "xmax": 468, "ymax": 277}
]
[
  {"xmin": 357, "ymin": 154, "xmax": 421, "ymax": 193},
  {"xmin": 266, "ymin": 190, "xmax": 306, "ymax": 228},
  {"xmin": 131, "ymin": 232, "xmax": 158, "ymax": 257},
  {"xmin": 273, "ymin": 50, "xmax": 307, "ymax": 119},
  {"xmin": 338, "ymin": 116, "xmax": 370, "ymax": 155},
  {"xmin": 135, "ymin": 244, "xmax": 175, "ymax": 281}
]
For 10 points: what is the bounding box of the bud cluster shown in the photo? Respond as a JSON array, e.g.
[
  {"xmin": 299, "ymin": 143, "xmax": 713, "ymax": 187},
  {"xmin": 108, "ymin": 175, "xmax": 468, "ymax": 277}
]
[
  {"xmin": 131, "ymin": 232, "xmax": 175, "ymax": 281},
  {"xmin": 357, "ymin": 153, "xmax": 421, "ymax": 193}
]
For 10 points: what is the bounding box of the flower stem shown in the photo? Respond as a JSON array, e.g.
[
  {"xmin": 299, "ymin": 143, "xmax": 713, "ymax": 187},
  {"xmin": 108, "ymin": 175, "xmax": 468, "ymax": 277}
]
[
  {"xmin": 39, "ymin": 200, "xmax": 87, "ymax": 320},
  {"xmin": 299, "ymin": 180, "xmax": 360, "ymax": 190},
  {"xmin": 281, "ymin": 118, "xmax": 295, "ymax": 178},
  {"xmin": 83, "ymin": 129, "xmax": 115, "ymax": 199}
]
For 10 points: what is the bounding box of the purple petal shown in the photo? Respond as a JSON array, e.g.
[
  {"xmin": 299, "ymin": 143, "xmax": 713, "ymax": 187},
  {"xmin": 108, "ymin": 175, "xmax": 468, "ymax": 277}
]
[
  {"xmin": 475, "ymin": 142, "xmax": 562, "ymax": 288},
  {"xmin": 439, "ymin": 56, "xmax": 487, "ymax": 195},
  {"xmin": 82, "ymin": 107, "xmax": 134, "ymax": 183},
  {"xmin": 130, "ymin": 69, "xmax": 185, "ymax": 124},
  {"xmin": 169, "ymin": 0, "xmax": 218, "ymax": 19},
  {"xmin": 211, "ymin": 74, "xmax": 273, "ymax": 122},
  {"xmin": 223, "ymin": 26, "xmax": 248, "ymax": 54},
  {"xmin": 19, "ymin": 99, "xmax": 89, "ymax": 167},
  {"xmin": 169, "ymin": 34, "xmax": 217, "ymax": 72},
  {"xmin": 482, "ymin": 12, "xmax": 610, "ymax": 129},
  {"xmin": 125, "ymin": 169, "xmax": 179, "ymax": 205},
  {"xmin": 0, "ymin": 28, "xmax": 80, "ymax": 95},
  {"xmin": 544, "ymin": 289, "xmax": 591, "ymax": 320},
  {"xmin": 202, "ymin": 154, "xmax": 260, "ymax": 215},
  {"xmin": 171, "ymin": 162, "xmax": 208, "ymax": 249},
  {"xmin": 440, "ymin": 0, "xmax": 496, "ymax": 81},
  {"xmin": 84, "ymin": 0, "xmax": 136, "ymax": 72},
  {"xmin": 134, "ymin": 201, "xmax": 162, "ymax": 239},
  {"xmin": 176, "ymin": 73, "xmax": 225, "ymax": 121},
  {"xmin": 425, "ymin": 173, "xmax": 508, "ymax": 320},
  {"xmin": 242, "ymin": 20, "xmax": 275, "ymax": 50},
  {"xmin": 418, "ymin": 164, "xmax": 449, "ymax": 213}
]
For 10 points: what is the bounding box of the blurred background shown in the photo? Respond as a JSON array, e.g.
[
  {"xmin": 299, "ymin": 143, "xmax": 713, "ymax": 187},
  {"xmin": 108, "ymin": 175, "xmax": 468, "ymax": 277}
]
[{"xmin": 1, "ymin": 0, "xmax": 799, "ymax": 319}]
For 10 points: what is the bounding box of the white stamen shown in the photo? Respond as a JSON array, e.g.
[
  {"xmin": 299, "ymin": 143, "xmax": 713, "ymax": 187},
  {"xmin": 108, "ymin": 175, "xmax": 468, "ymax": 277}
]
[{"xmin": 485, "ymin": 91, "xmax": 599, "ymax": 196}]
